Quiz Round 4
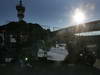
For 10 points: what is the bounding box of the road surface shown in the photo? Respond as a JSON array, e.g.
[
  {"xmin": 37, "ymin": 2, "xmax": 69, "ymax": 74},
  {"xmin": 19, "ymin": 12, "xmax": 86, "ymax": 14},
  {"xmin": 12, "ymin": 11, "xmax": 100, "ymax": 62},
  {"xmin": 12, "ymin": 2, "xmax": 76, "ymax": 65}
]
[{"xmin": 0, "ymin": 62, "xmax": 100, "ymax": 75}]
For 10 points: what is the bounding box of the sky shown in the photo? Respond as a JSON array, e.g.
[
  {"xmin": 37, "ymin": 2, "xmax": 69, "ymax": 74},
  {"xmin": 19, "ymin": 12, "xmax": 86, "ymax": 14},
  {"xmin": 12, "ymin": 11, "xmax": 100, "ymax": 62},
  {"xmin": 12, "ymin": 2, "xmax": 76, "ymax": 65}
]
[{"xmin": 0, "ymin": 0, "xmax": 100, "ymax": 30}]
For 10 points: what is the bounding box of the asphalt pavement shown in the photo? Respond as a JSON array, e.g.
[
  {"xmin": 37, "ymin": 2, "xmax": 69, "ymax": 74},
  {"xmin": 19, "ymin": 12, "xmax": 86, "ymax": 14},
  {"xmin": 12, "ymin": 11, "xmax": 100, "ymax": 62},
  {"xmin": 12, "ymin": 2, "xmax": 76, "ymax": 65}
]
[{"xmin": 0, "ymin": 62, "xmax": 100, "ymax": 75}]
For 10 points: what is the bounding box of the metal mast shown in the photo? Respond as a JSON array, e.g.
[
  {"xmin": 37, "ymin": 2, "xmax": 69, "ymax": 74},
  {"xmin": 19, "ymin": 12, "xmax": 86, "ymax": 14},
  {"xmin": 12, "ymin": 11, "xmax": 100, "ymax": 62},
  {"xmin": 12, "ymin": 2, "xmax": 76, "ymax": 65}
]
[{"xmin": 16, "ymin": 0, "xmax": 25, "ymax": 21}]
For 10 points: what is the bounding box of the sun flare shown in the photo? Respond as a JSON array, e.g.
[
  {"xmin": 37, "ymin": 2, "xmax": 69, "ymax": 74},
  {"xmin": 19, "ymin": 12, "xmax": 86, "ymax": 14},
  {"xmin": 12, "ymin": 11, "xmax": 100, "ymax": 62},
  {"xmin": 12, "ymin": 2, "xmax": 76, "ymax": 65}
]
[{"xmin": 73, "ymin": 8, "xmax": 86, "ymax": 24}]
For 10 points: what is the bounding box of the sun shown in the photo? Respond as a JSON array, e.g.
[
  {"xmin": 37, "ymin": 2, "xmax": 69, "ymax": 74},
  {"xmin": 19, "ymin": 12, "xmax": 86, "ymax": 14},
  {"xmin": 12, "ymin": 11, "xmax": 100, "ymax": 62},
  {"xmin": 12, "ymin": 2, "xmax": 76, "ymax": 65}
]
[{"xmin": 73, "ymin": 8, "xmax": 86, "ymax": 24}]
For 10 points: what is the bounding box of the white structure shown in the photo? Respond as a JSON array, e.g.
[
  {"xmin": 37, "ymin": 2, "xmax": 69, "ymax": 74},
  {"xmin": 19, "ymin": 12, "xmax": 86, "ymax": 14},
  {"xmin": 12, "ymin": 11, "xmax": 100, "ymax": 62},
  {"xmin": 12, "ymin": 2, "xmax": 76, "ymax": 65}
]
[
  {"xmin": 47, "ymin": 44, "xmax": 69, "ymax": 61},
  {"xmin": 37, "ymin": 43, "xmax": 69, "ymax": 61},
  {"xmin": 10, "ymin": 35, "xmax": 16, "ymax": 43},
  {"xmin": 37, "ymin": 49, "xmax": 45, "ymax": 57}
]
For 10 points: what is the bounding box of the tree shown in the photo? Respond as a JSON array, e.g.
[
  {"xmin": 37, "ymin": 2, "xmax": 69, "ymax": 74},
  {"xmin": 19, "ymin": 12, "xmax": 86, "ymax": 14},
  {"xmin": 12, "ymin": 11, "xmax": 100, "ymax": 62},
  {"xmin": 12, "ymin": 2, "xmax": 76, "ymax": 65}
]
[{"xmin": 4, "ymin": 21, "xmax": 50, "ymax": 59}]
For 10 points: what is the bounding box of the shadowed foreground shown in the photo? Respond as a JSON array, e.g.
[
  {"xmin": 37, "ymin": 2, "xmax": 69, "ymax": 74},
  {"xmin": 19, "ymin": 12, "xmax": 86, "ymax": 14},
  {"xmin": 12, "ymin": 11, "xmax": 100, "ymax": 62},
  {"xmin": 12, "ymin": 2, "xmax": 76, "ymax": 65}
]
[{"xmin": 0, "ymin": 62, "xmax": 100, "ymax": 75}]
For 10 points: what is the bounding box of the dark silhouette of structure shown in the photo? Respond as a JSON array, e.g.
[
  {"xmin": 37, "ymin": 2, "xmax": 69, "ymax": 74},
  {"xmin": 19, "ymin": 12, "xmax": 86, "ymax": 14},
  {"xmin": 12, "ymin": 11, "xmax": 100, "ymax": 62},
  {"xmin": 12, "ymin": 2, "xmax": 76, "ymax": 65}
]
[
  {"xmin": 0, "ymin": 0, "xmax": 50, "ymax": 61},
  {"xmin": 16, "ymin": 0, "xmax": 25, "ymax": 21},
  {"xmin": 53, "ymin": 20, "xmax": 100, "ymax": 60}
]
